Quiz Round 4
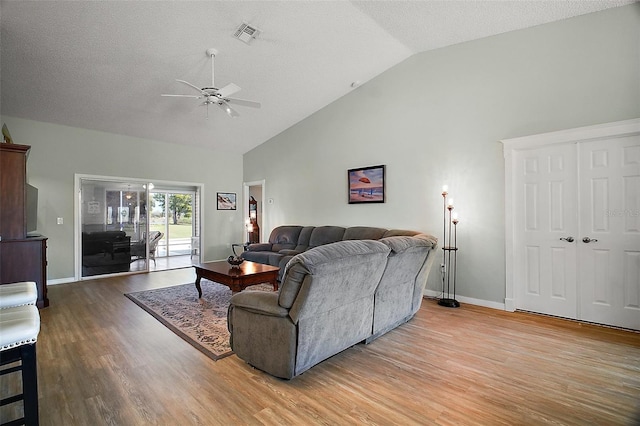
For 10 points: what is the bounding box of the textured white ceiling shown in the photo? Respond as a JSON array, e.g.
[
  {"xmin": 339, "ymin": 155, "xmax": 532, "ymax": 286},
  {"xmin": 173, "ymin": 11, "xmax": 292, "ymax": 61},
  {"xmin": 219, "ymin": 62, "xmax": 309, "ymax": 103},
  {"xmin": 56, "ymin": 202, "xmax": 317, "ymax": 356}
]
[{"xmin": 0, "ymin": 1, "xmax": 633, "ymax": 154}]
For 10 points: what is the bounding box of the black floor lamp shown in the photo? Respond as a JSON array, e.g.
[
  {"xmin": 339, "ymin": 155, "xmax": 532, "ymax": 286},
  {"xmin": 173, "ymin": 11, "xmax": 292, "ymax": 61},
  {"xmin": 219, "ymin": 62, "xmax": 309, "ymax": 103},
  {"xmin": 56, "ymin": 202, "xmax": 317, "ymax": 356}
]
[{"xmin": 439, "ymin": 185, "xmax": 460, "ymax": 308}]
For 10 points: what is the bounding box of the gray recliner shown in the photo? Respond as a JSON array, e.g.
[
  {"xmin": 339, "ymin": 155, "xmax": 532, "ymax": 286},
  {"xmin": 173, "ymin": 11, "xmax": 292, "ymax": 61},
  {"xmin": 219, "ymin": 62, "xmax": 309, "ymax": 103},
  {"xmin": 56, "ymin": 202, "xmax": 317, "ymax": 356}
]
[
  {"xmin": 240, "ymin": 226, "xmax": 303, "ymax": 266},
  {"xmin": 367, "ymin": 234, "xmax": 437, "ymax": 342},
  {"xmin": 228, "ymin": 240, "xmax": 391, "ymax": 379}
]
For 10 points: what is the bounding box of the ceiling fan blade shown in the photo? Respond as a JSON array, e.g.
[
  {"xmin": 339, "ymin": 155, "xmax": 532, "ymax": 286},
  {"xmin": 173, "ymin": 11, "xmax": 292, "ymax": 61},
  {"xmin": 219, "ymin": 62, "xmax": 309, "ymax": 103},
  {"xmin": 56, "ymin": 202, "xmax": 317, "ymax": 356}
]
[
  {"xmin": 176, "ymin": 79, "xmax": 204, "ymax": 94},
  {"xmin": 224, "ymin": 97, "xmax": 261, "ymax": 108},
  {"xmin": 161, "ymin": 94, "xmax": 202, "ymax": 98},
  {"xmin": 216, "ymin": 83, "xmax": 241, "ymax": 99},
  {"xmin": 217, "ymin": 101, "xmax": 240, "ymax": 118}
]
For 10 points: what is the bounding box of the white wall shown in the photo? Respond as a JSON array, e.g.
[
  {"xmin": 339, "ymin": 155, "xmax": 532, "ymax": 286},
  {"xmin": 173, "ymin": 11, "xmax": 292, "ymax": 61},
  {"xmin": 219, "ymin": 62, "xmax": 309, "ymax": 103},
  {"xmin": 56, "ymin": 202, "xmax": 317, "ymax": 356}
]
[
  {"xmin": 3, "ymin": 117, "xmax": 244, "ymax": 280},
  {"xmin": 243, "ymin": 5, "xmax": 640, "ymax": 304}
]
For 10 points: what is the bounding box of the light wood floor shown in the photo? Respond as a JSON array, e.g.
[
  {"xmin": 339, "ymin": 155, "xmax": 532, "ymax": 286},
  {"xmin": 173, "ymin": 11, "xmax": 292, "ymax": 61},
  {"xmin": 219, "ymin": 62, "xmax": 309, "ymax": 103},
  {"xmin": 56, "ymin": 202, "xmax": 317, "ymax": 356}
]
[{"xmin": 2, "ymin": 269, "xmax": 639, "ymax": 425}]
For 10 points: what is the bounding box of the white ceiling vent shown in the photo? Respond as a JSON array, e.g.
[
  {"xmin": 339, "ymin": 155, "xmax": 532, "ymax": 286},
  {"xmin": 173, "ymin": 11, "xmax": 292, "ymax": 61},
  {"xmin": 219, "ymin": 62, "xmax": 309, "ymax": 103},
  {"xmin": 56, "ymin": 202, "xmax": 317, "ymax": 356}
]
[{"xmin": 234, "ymin": 22, "xmax": 260, "ymax": 44}]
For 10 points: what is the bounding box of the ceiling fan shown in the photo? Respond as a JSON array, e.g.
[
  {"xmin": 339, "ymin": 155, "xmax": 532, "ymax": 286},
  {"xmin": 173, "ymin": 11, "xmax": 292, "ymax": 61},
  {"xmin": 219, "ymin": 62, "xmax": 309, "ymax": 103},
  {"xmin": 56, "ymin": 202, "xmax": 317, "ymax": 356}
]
[{"xmin": 161, "ymin": 48, "xmax": 260, "ymax": 118}]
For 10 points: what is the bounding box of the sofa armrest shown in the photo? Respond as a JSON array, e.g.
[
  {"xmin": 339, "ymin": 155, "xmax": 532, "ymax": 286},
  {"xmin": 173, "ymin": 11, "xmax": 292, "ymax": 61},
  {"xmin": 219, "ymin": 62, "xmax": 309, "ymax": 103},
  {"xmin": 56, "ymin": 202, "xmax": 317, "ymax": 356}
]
[
  {"xmin": 246, "ymin": 243, "xmax": 273, "ymax": 252},
  {"xmin": 229, "ymin": 291, "xmax": 288, "ymax": 317},
  {"xmin": 228, "ymin": 291, "xmax": 298, "ymax": 379}
]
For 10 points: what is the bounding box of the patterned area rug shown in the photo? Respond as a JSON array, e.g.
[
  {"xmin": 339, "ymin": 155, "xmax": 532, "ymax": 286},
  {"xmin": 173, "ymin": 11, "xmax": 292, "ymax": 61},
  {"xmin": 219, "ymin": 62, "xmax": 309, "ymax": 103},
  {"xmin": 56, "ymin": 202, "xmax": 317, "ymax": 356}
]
[{"xmin": 125, "ymin": 280, "xmax": 273, "ymax": 360}]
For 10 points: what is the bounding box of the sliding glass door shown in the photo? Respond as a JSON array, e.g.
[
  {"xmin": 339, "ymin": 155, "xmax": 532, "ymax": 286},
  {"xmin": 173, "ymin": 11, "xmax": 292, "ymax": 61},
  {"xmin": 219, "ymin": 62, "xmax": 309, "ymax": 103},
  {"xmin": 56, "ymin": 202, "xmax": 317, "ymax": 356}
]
[
  {"xmin": 79, "ymin": 178, "xmax": 148, "ymax": 277},
  {"xmin": 150, "ymin": 190, "xmax": 198, "ymax": 258},
  {"xmin": 77, "ymin": 176, "xmax": 201, "ymax": 279}
]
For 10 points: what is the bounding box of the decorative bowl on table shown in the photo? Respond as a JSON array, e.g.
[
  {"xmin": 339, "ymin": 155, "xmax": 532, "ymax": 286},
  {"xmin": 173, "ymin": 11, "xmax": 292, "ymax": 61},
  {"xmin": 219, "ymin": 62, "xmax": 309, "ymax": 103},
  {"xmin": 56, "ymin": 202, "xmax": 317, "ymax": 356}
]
[{"xmin": 227, "ymin": 255, "xmax": 244, "ymax": 268}]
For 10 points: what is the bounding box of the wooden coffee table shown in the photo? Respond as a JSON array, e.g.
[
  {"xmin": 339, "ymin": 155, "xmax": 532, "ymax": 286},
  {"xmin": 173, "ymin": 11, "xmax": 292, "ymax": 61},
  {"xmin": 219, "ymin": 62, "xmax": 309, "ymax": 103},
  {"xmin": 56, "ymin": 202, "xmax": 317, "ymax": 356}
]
[{"xmin": 193, "ymin": 260, "xmax": 279, "ymax": 297}]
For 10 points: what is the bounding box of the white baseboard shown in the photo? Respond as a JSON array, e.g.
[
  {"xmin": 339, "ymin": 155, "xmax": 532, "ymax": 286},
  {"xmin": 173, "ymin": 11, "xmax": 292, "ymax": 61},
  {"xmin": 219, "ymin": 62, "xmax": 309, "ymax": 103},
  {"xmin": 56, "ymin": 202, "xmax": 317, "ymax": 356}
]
[
  {"xmin": 423, "ymin": 289, "xmax": 506, "ymax": 311},
  {"xmin": 504, "ymin": 298, "xmax": 516, "ymax": 312},
  {"xmin": 47, "ymin": 277, "xmax": 76, "ymax": 285}
]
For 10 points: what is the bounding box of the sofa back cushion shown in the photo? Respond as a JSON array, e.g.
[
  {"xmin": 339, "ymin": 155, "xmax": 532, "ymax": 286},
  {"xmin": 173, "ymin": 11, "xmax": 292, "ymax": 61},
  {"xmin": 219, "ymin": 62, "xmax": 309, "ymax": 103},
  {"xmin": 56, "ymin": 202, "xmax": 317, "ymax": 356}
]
[
  {"xmin": 292, "ymin": 226, "xmax": 315, "ymax": 252},
  {"xmin": 378, "ymin": 235, "xmax": 435, "ymax": 284},
  {"xmin": 81, "ymin": 231, "xmax": 129, "ymax": 255},
  {"xmin": 363, "ymin": 235, "xmax": 433, "ymax": 337},
  {"xmin": 382, "ymin": 229, "xmax": 420, "ymax": 238},
  {"xmin": 378, "ymin": 233, "xmax": 438, "ymax": 317},
  {"xmin": 269, "ymin": 226, "xmax": 303, "ymax": 252},
  {"xmin": 343, "ymin": 226, "xmax": 387, "ymax": 241},
  {"xmin": 308, "ymin": 226, "xmax": 346, "ymax": 248},
  {"xmin": 82, "ymin": 230, "xmax": 126, "ymax": 242},
  {"xmin": 379, "ymin": 234, "xmax": 436, "ymax": 253},
  {"xmin": 284, "ymin": 240, "xmax": 390, "ymax": 323}
]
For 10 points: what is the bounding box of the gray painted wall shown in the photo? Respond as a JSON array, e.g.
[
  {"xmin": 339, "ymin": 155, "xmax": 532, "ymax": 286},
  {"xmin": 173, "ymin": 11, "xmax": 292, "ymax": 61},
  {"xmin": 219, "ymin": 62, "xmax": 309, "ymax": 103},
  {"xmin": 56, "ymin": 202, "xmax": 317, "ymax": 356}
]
[
  {"xmin": 2, "ymin": 117, "xmax": 244, "ymax": 280},
  {"xmin": 243, "ymin": 5, "xmax": 640, "ymax": 304}
]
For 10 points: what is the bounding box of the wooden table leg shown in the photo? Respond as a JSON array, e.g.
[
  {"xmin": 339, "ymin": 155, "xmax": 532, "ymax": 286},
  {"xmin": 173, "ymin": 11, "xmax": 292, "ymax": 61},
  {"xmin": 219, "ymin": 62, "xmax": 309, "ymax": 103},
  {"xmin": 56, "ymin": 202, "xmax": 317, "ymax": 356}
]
[{"xmin": 195, "ymin": 274, "xmax": 203, "ymax": 298}]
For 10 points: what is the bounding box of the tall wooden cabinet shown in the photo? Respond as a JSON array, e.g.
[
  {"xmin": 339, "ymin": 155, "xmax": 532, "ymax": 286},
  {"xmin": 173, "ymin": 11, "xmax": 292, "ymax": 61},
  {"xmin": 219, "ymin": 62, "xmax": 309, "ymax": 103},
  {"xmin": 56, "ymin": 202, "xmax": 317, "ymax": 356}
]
[{"xmin": 0, "ymin": 143, "xmax": 49, "ymax": 308}]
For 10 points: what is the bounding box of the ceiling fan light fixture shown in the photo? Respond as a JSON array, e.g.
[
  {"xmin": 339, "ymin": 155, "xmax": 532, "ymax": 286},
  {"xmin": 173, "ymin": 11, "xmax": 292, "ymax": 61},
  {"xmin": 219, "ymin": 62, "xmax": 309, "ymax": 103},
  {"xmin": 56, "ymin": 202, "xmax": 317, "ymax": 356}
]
[{"xmin": 234, "ymin": 22, "xmax": 260, "ymax": 44}]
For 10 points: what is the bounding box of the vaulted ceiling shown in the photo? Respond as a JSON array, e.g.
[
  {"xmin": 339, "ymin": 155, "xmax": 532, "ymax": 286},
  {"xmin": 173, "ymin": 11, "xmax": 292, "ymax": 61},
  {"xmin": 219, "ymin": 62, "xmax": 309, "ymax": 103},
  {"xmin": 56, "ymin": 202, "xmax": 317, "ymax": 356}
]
[{"xmin": 1, "ymin": 1, "xmax": 633, "ymax": 154}]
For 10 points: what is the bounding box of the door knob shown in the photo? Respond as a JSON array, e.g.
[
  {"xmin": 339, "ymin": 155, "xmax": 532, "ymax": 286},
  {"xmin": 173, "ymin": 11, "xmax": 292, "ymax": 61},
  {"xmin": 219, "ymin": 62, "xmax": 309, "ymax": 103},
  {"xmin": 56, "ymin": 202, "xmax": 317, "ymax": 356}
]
[
  {"xmin": 559, "ymin": 237, "xmax": 575, "ymax": 242},
  {"xmin": 582, "ymin": 237, "xmax": 598, "ymax": 243}
]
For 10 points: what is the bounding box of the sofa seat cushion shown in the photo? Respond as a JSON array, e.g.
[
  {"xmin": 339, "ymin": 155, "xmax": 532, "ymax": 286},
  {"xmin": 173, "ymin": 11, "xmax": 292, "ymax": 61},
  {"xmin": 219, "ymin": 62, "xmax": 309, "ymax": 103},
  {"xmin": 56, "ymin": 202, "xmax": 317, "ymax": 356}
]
[
  {"xmin": 272, "ymin": 243, "xmax": 296, "ymax": 252},
  {"xmin": 278, "ymin": 249, "xmax": 303, "ymax": 256},
  {"xmin": 246, "ymin": 243, "xmax": 273, "ymax": 252},
  {"xmin": 241, "ymin": 251, "xmax": 284, "ymax": 267}
]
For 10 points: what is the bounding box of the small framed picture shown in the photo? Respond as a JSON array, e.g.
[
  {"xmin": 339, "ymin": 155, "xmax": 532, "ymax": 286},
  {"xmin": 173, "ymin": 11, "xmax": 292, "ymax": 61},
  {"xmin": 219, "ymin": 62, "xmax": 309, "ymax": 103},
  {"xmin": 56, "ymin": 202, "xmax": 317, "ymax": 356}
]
[
  {"xmin": 217, "ymin": 192, "xmax": 237, "ymax": 210},
  {"xmin": 348, "ymin": 165, "xmax": 385, "ymax": 204},
  {"xmin": 87, "ymin": 201, "xmax": 100, "ymax": 214}
]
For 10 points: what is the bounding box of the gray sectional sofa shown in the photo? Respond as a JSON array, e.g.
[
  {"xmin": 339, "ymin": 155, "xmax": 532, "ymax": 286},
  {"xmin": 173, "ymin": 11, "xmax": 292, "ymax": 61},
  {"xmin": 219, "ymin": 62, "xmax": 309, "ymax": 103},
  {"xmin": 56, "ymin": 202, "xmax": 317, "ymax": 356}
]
[
  {"xmin": 241, "ymin": 225, "xmax": 427, "ymax": 281},
  {"xmin": 229, "ymin": 227, "xmax": 437, "ymax": 379}
]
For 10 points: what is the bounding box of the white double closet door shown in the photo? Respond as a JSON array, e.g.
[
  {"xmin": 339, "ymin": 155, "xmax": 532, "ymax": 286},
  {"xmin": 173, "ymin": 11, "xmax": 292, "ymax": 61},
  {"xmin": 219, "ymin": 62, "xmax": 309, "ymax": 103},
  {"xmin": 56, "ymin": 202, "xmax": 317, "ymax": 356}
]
[{"xmin": 504, "ymin": 120, "xmax": 640, "ymax": 330}]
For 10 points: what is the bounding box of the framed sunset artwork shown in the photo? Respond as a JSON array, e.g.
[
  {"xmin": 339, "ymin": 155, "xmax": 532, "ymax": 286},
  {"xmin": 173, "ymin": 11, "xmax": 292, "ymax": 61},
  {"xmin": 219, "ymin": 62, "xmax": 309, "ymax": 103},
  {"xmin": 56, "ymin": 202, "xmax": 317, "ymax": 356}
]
[{"xmin": 348, "ymin": 165, "xmax": 385, "ymax": 204}]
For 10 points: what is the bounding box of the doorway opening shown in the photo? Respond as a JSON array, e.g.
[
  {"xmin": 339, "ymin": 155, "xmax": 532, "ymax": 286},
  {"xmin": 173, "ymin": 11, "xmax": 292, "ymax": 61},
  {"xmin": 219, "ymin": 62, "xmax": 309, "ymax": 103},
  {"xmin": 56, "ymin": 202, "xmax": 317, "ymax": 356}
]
[{"xmin": 243, "ymin": 180, "xmax": 265, "ymax": 244}]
